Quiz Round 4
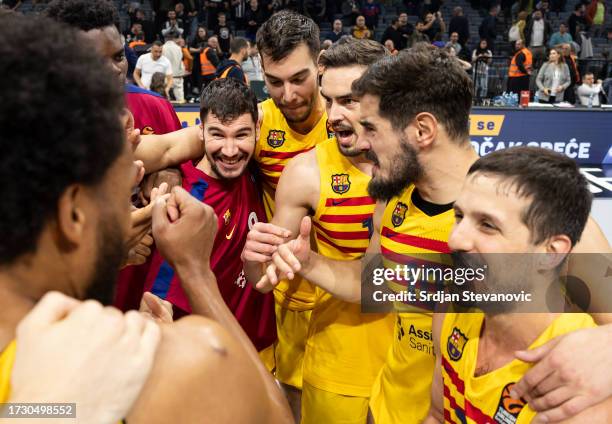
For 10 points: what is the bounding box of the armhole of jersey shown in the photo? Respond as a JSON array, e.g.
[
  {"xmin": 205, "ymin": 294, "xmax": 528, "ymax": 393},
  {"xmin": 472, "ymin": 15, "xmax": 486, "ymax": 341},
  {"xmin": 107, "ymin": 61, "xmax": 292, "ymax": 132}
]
[
  {"xmin": 254, "ymin": 102, "xmax": 267, "ymax": 162},
  {"xmin": 312, "ymin": 144, "xmax": 326, "ymax": 222}
]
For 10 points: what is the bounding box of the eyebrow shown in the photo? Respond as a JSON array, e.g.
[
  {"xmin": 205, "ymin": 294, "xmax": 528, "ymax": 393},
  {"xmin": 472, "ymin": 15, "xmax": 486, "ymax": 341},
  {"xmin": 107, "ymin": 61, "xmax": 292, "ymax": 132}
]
[
  {"xmin": 473, "ymin": 211, "xmax": 504, "ymax": 228},
  {"xmin": 320, "ymin": 90, "xmax": 353, "ymax": 101},
  {"xmin": 265, "ymin": 68, "xmax": 310, "ymax": 81},
  {"xmin": 360, "ymin": 119, "xmax": 374, "ymax": 128},
  {"xmin": 207, "ymin": 125, "xmax": 253, "ymax": 132}
]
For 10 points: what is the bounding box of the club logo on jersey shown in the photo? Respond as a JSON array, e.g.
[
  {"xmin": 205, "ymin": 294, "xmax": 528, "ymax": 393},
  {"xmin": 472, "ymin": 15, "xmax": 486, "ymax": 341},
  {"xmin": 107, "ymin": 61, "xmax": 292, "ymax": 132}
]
[
  {"xmin": 447, "ymin": 327, "xmax": 468, "ymax": 361},
  {"xmin": 391, "ymin": 202, "xmax": 408, "ymax": 227},
  {"xmin": 267, "ymin": 129, "xmax": 285, "ymax": 148},
  {"xmin": 494, "ymin": 383, "xmax": 526, "ymax": 424},
  {"xmin": 331, "ymin": 174, "xmax": 351, "ymax": 194}
]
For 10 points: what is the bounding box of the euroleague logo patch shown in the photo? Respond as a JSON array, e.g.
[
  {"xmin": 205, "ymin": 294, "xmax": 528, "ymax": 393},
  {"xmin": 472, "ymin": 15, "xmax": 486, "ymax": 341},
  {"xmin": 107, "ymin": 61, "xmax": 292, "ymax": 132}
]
[
  {"xmin": 267, "ymin": 129, "xmax": 285, "ymax": 148},
  {"xmin": 391, "ymin": 202, "xmax": 408, "ymax": 227},
  {"xmin": 447, "ymin": 327, "xmax": 468, "ymax": 361},
  {"xmin": 494, "ymin": 383, "xmax": 527, "ymax": 424},
  {"xmin": 331, "ymin": 173, "xmax": 351, "ymax": 194}
]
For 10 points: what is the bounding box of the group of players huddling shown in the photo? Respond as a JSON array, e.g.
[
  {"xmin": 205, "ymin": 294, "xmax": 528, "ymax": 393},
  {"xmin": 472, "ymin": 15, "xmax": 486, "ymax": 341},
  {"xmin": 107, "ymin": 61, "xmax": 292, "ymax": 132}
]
[{"xmin": 1, "ymin": 1, "xmax": 611, "ymax": 423}]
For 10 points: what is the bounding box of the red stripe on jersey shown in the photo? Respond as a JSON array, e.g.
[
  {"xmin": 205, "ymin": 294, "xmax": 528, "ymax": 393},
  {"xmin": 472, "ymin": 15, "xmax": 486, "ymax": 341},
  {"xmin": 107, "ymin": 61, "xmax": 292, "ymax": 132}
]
[
  {"xmin": 313, "ymin": 221, "xmax": 370, "ymax": 240},
  {"xmin": 324, "ymin": 196, "xmax": 375, "ymax": 207},
  {"xmin": 315, "ymin": 231, "xmax": 368, "ymax": 254},
  {"xmin": 319, "ymin": 213, "xmax": 373, "ymax": 223},
  {"xmin": 381, "ymin": 226, "xmax": 451, "ymax": 253},
  {"xmin": 259, "ymin": 162, "xmax": 285, "ymax": 173},
  {"xmin": 380, "ymin": 246, "xmax": 449, "ymax": 269},
  {"xmin": 442, "ymin": 356, "xmax": 465, "ymax": 394},
  {"xmin": 259, "ymin": 148, "xmax": 313, "ymax": 159},
  {"xmin": 443, "ymin": 384, "xmax": 494, "ymax": 424}
]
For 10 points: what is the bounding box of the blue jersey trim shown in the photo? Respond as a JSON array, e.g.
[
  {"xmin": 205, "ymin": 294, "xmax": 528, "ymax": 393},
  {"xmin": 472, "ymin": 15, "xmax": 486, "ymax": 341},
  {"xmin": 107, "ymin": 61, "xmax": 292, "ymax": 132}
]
[{"xmin": 125, "ymin": 83, "xmax": 164, "ymax": 98}]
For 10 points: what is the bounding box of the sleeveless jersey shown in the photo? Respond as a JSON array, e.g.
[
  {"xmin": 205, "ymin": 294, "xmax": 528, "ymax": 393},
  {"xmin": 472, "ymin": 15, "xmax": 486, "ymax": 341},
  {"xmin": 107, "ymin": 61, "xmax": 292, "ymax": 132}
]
[
  {"xmin": 303, "ymin": 139, "xmax": 394, "ymax": 397},
  {"xmin": 369, "ymin": 185, "xmax": 455, "ymax": 424},
  {"xmin": 441, "ymin": 313, "xmax": 596, "ymax": 424},
  {"xmin": 0, "ymin": 340, "xmax": 16, "ymax": 402},
  {"xmin": 256, "ymin": 98, "xmax": 330, "ymax": 311},
  {"xmin": 143, "ymin": 161, "xmax": 275, "ymax": 351}
]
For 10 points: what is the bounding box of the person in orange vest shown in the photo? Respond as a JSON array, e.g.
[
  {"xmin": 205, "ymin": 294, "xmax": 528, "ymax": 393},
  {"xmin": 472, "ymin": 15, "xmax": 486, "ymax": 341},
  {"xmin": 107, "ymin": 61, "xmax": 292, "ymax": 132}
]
[
  {"xmin": 507, "ymin": 39, "xmax": 533, "ymax": 96},
  {"xmin": 215, "ymin": 37, "xmax": 249, "ymax": 84},
  {"xmin": 200, "ymin": 36, "xmax": 220, "ymax": 90}
]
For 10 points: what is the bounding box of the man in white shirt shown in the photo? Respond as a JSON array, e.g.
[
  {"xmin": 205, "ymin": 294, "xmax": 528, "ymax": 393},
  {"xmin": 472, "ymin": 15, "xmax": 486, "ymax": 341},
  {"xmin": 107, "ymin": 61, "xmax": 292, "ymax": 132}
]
[
  {"xmin": 134, "ymin": 41, "xmax": 173, "ymax": 95},
  {"xmin": 241, "ymin": 43, "xmax": 263, "ymax": 82},
  {"xmin": 162, "ymin": 30, "xmax": 185, "ymax": 103},
  {"xmin": 527, "ymin": 10, "xmax": 551, "ymax": 70},
  {"xmin": 577, "ymin": 71, "xmax": 603, "ymax": 106}
]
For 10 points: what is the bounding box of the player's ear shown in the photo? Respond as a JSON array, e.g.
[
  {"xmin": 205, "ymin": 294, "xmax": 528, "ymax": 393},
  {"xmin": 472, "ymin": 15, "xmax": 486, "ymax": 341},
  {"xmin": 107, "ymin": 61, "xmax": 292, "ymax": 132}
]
[
  {"xmin": 412, "ymin": 112, "xmax": 437, "ymax": 149},
  {"xmin": 56, "ymin": 184, "xmax": 87, "ymax": 248},
  {"xmin": 198, "ymin": 123, "xmax": 204, "ymax": 143}
]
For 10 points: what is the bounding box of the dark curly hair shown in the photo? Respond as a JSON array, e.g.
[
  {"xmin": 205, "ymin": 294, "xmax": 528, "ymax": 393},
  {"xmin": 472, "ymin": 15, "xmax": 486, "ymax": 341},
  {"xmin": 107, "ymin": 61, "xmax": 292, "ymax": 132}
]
[
  {"xmin": 256, "ymin": 10, "xmax": 320, "ymax": 63},
  {"xmin": 200, "ymin": 78, "xmax": 258, "ymax": 125},
  {"xmin": 46, "ymin": 0, "xmax": 120, "ymax": 31},
  {"xmin": 0, "ymin": 14, "xmax": 125, "ymax": 264}
]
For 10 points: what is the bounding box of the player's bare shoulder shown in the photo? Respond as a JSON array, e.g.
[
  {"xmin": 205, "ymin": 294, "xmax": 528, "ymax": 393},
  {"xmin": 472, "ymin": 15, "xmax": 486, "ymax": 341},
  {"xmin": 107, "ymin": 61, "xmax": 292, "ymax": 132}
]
[{"xmin": 276, "ymin": 147, "xmax": 321, "ymax": 209}]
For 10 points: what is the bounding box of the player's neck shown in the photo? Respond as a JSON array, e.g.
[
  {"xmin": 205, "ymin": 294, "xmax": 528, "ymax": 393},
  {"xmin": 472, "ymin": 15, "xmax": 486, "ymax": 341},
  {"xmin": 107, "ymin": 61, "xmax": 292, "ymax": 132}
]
[
  {"xmin": 229, "ymin": 53, "xmax": 243, "ymax": 64},
  {"xmin": 0, "ymin": 271, "xmax": 38, "ymax": 349},
  {"xmin": 196, "ymin": 155, "xmax": 220, "ymax": 180},
  {"xmin": 348, "ymin": 153, "xmax": 374, "ymax": 176},
  {"xmin": 286, "ymin": 94, "xmax": 325, "ymax": 135},
  {"xmin": 481, "ymin": 312, "xmax": 561, "ymax": 355},
  {"xmin": 416, "ymin": 139, "xmax": 478, "ymax": 205}
]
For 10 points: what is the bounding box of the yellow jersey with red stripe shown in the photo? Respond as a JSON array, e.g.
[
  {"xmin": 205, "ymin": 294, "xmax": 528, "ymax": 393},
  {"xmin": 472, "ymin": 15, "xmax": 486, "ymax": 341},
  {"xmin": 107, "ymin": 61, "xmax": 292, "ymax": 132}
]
[
  {"xmin": 303, "ymin": 138, "xmax": 394, "ymax": 397},
  {"xmin": 369, "ymin": 185, "xmax": 455, "ymax": 424},
  {"xmin": 0, "ymin": 340, "xmax": 16, "ymax": 402},
  {"xmin": 441, "ymin": 312, "xmax": 596, "ymax": 424}
]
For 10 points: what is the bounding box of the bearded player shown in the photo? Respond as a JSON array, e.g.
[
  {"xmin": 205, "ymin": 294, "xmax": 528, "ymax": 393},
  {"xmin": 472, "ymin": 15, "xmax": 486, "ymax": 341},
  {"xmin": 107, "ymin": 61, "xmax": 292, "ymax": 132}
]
[{"xmin": 242, "ymin": 37, "xmax": 394, "ymax": 424}]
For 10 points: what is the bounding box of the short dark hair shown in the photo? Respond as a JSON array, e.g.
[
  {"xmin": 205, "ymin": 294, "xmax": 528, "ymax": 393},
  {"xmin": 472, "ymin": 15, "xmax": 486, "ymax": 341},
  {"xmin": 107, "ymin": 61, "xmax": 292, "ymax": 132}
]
[
  {"xmin": 584, "ymin": 71, "xmax": 594, "ymax": 77},
  {"xmin": 574, "ymin": 3, "xmax": 583, "ymax": 11},
  {"xmin": 0, "ymin": 15, "xmax": 125, "ymax": 264},
  {"xmin": 230, "ymin": 37, "xmax": 249, "ymax": 54},
  {"xmin": 256, "ymin": 10, "xmax": 320, "ymax": 63},
  {"xmin": 319, "ymin": 37, "xmax": 388, "ymax": 69},
  {"xmin": 46, "ymin": 0, "xmax": 119, "ymax": 31},
  {"xmin": 468, "ymin": 147, "xmax": 592, "ymax": 246},
  {"xmin": 200, "ymin": 78, "xmax": 258, "ymax": 125},
  {"xmin": 352, "ymin": 44, "xmax": 473, "ymax": 141},
  {"xmin": 152, "ymin": 40, "xmax": 163, "ymax": 47},
  {"xmin": 391, "ymin": 17, "xmax": 399, "ymax": 25}
]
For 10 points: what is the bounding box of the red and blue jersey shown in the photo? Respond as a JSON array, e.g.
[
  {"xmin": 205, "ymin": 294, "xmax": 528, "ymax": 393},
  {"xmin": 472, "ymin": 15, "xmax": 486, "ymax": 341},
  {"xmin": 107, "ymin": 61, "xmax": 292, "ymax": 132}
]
[{"xmin": 143, "ymin": 161, "xmax": 276, "ymax": 350}]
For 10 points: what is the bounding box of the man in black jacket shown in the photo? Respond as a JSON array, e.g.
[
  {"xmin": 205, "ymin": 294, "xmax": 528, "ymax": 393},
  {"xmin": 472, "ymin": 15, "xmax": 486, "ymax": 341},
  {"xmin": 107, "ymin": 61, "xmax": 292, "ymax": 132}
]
[
  {"xmin": 479, "ymin": 5, "xmax": 499, "ymax": 52},
  {"xmin": 448, "ymin": 6, "xmax": 470, "ymax": 47},
  {"xmin": 525, "ymin": 10, "xmax": 552, "ymax": 70},
  {"xmin": 381, "ymin": 17, "xmax": 405, "ymax": 50}
]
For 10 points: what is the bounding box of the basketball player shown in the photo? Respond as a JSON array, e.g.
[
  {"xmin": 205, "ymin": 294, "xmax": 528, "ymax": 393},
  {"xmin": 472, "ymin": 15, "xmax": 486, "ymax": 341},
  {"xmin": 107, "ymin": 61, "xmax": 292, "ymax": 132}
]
[
  {"xmin": 134, "ymin": 11, "xmax": 330, "ymax": 416},
  {"xmin": 258, "ymin": 45, "xmax": 612, "ymax": 423},
  {"xmin": 425, "ymin": 147, "xmax": 612, "ymax": 423},
  {"xmin": 242, "ymin": 38, "xmax": 394, "ymax": 423},
  {"xmin": 138, "ymin": 78, "xmax": 274, "ymax": 351},
  {"xmin": 0, "ymin": 15, "xmax": 292, "ymax": 423}
]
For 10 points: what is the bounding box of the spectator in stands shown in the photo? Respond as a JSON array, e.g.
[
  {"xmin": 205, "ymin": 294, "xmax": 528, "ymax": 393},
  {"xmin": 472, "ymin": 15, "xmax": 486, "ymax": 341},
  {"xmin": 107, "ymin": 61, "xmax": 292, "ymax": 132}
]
[
  {"xmin": 536, "ymin": 47, "xmax": 570, "ymax": 103},
  {"xmin": 384, "ymin": 39, "xmax": 399, "ymax": 55},
  {"xmin": 178, "ymin": 36, "xmax": 193, "ymax": 96},
  {"xmin": 526, "ymin": 9, "xmax": 551, "ymax": 70},
  {"xmin": 242, "ymin": 44, "xmax": 263, "ymax": 82},
  {"xmin": 397, "ymin": 13, "xmax": 414, "ymax": 49},
  {"xmin": 479, "ymin": 5, "xmax": 499, "ymax": 52},
  {"xmin": 407, "ymin": 20, "xmax": 430, "ymax": 47},
  {"xmin": 231, "ymin": 0, "xmax": 247, "ymax": 30},
  {"xmin": 472, "ymin": 39, "xmax": 492, "ymax": 101},
  {"xmin": 507, "ymin": 39, "xmax": 533, "ymax": 95},
  {"xmin": 127, "ymin": 23, "xmax": 146, "ymax": 48},
  {"xmin": 448, "ymin": 6, "xmax": 470, "ymax": 47},
  {"xmin": 134, "ymin": 41, "xmax": 173, "ymax": 95},
  {"xmin": 149, "ymin": 71, "xmax": 168, "ymax": 98},
  {"xmin": 352, "ymin": 15, "xmax": 372, "ymax": 39},
  {"xmin": 182, "ymin": 0, "xmax": 200, "ymax": 37},
  {"xmin": 161, "ymin": 9, "xmax": 184, "ymax": 38},
  {"xmin": 509, "ymin": 11, "xmax": 528, "ymax": 44},
  {"xmin": 422, "ymin": 11, "xmax": 445, "ymax": 42},
  {"xmin": 162, "ymin": 30, "xmax": 186, "ymax": 103},
  {"xmin": 446, "ymin": 44, "xmax": 472, "ymax": 71},
  {"xmin": 381, "ymin": 18, "xmax": 404, "ymax": 51},
  {"xmin": 215, "ymin": 37, "xmax": 249, "ymax": 84},
  {"xmin": 342, "ymin": 0, "xmax": 360, "ymax": 27},
  {"xmin": 586, "ymin": 0, "xmax": 606, "ymax": 37},
  {"xmin": 549, "ymin": 23, "xmax": 573, "ymax": 48},
  {"xmin": 213, "ymin": 12, "xmax": 233, "ymax": 58},
  {"xmin": 199, "ymin": 36, "xmax": 222, "ymax": 90},
  {"xmin": 446, "ymin": 32, "xmax": 462, "ymax": 55},
  {"xmin": 568, "ymin": 4, "xmax": 587, "ymax": 41},
  {"xmin": 205, "ymin": 0, "xmax": 229, "ymax": 29},
  {"xmin": 535, "ymin": 0, "xmax": 551, "ymax": 19},
  {"xmin": 361, "ymin": 0, "xmax": 381, "ymax": 30},
  {"xmin": 188, "ymin": 26, "xmax": 208, "ymax": 93},
  {"xmin": 329, "ymin": 19, "xmax": 345, "ymax": 43},
  {"xmin": 131, "ymin": 9, "xmax": 155, "ymax": 43},
  {"xmin": 577, "ymin": 71, "xmax": 603, "ymax": 106},
  {"xmin": 561, "ymin": 42, "xmax": 580, "ymax": 103},
  {"xmin": 245, "ymin": 0, "xmax": 266, "ymax": 41},
  {"xmin": 432, "ymin": 33, "xmax": 445, "ymax": 48},
  {"xmin": 152, "ymin": 0, "xmax": 174, "ymax": 38}
]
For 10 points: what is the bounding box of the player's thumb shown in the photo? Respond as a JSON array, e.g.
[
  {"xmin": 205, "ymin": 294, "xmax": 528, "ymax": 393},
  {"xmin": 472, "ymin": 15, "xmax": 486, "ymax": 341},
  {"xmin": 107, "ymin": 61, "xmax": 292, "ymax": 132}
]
[
  {"xmin": 515, "ymin": 336, "xmax": 560, "ymax": 363},
  {"xmin": 299, "ymin": 216, "xmax": 311, "ymax": 243},
  {"xmin": 151, "ymin": 196, "xmax": 170, "ymax": 235}
]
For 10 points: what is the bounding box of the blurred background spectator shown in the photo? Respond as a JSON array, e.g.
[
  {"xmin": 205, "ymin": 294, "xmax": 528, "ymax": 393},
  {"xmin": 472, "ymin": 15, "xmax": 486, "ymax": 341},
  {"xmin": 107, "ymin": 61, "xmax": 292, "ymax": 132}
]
[
  {"xmin": 448, "ymin": 6, "xmax": 470, "ymax": 48},
  {"xmin": 352, "ymin": 15, "xmax": 372, "ymax": 38},
  {"xmin": 577, "ymin": 71, "xmax": 604, "ymax": 104},
  {"xmin": 473, "ymin": 39, "xmax": 493, "ymax": 101},
  {"xmin": 536, "ymin": 47, "xmax": 571, "ymax": 102}
]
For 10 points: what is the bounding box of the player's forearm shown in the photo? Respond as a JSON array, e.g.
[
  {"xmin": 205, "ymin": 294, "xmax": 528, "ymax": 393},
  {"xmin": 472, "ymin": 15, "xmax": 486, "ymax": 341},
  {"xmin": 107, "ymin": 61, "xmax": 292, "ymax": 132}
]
[
  {"xmin": 300, "ymin": 252, "xmax": 362, "ymax": 303},
  {"xmin": 176, "ymin": 263, "xmax": 293, "ymax": 422},
  {"xmin": 133, "ymin": 71, "xmax": 144, "ymax": 88},
  {"xmin": 135, "ymin": 126, "xmax": 203, "ymax": 174}
]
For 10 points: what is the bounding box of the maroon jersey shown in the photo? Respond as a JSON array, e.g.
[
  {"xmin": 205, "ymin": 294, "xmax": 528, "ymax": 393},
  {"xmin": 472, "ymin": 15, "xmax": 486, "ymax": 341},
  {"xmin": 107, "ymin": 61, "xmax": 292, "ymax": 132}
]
[
  {"xmin": 143, "ymin": 161, "xmax": 276, "ymax": 350},
  {"xmin": 113, "ymin": 84, "xmax": 182, "ymax": 312}
]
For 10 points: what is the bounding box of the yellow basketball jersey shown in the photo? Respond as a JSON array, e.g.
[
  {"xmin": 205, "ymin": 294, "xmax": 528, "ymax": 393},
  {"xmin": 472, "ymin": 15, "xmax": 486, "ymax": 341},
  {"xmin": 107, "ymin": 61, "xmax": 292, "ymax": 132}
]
[
  {"xmin": 0, "ymin": 340, "xmax": 16, "ymax": 402},
  {"xmin": 369, "ymin": 185, "xmax": 455, "ymax": 424},
  {"xmin": 256, "ymin": 98, "xmax": 330, "ymax": 312},
  {"xmin": 302, "ymin": 139, "xmax": 394, "ymax": 397},
  {"xmin": 441, "ymin": 312, "xmax": 596, "ymax": 424}
]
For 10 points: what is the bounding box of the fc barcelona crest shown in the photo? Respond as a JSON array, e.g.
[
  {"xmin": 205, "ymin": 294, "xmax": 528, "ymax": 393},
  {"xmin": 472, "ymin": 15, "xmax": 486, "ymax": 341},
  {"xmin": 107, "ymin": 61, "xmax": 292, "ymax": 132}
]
[
  {"xmin": 391, "ymin": 202, "xmax": 408, "ymax": 227},
  {"xmin": 267, "ymin": 129, "xmax": 285, "ymax": 148},
  {"xmin": 331, "ymin": 174, "xmax": 351, "ymax": 194},
  {"xmin": 447, "ymin": 327, "xmax": 468, "ymax": 361}
]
